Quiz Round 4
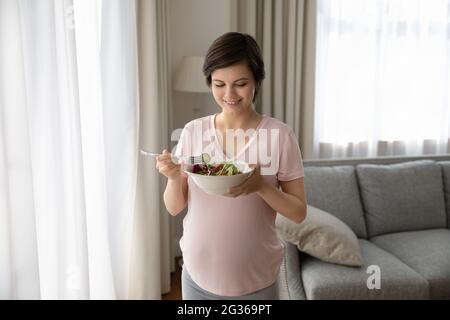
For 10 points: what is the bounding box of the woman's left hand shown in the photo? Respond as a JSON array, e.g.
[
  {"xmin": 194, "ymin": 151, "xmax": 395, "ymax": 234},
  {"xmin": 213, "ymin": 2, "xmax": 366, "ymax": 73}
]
[{"xmin": 225, "ymin": 164, "xmax": 266, "ymax": 197}]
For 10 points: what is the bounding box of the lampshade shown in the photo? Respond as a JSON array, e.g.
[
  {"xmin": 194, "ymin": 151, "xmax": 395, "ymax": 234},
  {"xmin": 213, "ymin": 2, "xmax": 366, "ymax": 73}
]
[{"xmin": 173, "ymin": 56, "xmax": 210, "ymax": 93}]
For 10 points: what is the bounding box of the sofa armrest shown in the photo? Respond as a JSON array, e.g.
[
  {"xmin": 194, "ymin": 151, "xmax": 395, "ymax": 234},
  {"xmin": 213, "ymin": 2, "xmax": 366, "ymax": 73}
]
[{"xmin": 278, "ymin": 238, "xmax": 307, "ymax": 300}]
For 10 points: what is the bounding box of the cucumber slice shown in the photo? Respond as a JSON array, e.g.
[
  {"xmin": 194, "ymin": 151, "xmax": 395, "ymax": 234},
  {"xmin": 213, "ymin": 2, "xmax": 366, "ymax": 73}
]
[{"xmin": 201, "ymin": 153, "xmax": 211, "ymax": 164}]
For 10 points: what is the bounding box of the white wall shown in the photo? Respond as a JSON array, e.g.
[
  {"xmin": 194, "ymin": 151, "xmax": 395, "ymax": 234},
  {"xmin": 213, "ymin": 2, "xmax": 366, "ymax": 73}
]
[
  {"xmin": 167, "ymin": 0, "xmax": 232, "ymax": 256},
  {"xmin": 168, "ymin": 0, "xmax": 232, "ymax": 130}
]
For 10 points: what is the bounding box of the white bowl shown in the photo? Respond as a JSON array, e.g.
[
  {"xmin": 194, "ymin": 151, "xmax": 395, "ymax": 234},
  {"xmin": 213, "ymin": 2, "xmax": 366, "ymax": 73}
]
[{"xmin": 184, "ymin": 162, "xmax": 255, "ymax": 196}]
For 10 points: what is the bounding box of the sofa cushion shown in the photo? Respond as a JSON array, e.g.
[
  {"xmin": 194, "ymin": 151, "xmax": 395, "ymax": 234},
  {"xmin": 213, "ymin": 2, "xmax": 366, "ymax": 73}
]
[
  {"xmin": 301, "ymin": 239, "xmax": 429, "ymax": 299},
  {"xmin": 356, "ymin": 160, "xmax": 447, "ymax": 237},
  {"xmin": 371, "ymin": 229, "xmax": 450, "ymax": 299},
  {"xmin": 276, "ymin": 206, "xmax": 363, "ymax": 267},
  {"xmin": 304, "ymin": 166, "xmax": 367, "ymax": 238},
  {"xmin": 438, "ymin": 161, "xmax": 450, "ymax": 228}
]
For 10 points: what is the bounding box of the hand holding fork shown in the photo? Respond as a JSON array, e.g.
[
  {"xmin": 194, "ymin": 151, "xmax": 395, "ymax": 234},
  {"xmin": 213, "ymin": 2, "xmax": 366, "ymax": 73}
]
[
  {"xmin": 152, "ymin": 149, "xmax": 183, "ymax": 180},
  {"xmin": 140, "ymin": 149, "xmax": 210, "ymax": 180}
]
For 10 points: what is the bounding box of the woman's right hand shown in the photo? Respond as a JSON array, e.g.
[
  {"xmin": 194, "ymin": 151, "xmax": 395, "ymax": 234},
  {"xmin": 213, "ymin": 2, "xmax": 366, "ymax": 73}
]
[{"xmin": 156, "ymin": 149, "xmax": 182, "ymax": 180}]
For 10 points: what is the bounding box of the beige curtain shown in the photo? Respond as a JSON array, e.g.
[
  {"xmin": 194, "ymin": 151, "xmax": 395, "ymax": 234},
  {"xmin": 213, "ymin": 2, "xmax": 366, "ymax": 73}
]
[
  {"xmin": 130, "ymin": 0, "xmax": 172, "ymax": 299},
  {"xmin": 231, "ymin": 0, "xmax": 317, "ymax": 159}
]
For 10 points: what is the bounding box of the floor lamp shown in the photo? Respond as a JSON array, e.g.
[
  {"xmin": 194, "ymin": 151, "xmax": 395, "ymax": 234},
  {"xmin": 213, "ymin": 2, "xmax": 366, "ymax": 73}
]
[{"xmin": 173, "ymin": 56, "xmax": 210, "ymax": 116}]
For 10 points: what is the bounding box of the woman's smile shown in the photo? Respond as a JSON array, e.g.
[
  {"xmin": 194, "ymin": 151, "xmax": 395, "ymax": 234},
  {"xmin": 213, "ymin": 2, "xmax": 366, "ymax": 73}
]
[{"xmin": 223, "ymin": 98, "xmax": 242, "ymax": 106}]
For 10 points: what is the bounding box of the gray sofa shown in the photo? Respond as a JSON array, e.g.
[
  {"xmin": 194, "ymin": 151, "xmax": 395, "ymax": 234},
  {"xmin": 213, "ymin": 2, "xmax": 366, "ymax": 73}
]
[{"xmin": 278, "ymin": 155, "xmax": 450, "ymax": 300}]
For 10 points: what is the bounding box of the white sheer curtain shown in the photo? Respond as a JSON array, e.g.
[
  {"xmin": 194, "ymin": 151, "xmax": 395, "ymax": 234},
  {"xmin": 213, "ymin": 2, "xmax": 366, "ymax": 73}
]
[
  {"xmin": 314, "ymin": 0, "xmax": 450, "ymax": 159},
  {"xmin": 0, "ymin": 0, "xmax": 148, "ymax": 299}
]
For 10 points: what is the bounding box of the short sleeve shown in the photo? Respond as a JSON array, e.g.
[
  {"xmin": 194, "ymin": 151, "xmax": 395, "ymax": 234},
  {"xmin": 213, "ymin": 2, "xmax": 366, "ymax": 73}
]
[
  {"xmin": 277, "ymin": 129, "xmax": 305, "ymax": 181},
  {"xmin": 173, "ymin": 125, "xmax": 192, "ymax": 178}
]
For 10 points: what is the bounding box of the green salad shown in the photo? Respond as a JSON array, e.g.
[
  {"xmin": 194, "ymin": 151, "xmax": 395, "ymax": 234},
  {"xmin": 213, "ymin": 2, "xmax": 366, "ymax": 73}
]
[{"xmin": 192, "ymin": 162, "xmax": 241, "ymax": 176}]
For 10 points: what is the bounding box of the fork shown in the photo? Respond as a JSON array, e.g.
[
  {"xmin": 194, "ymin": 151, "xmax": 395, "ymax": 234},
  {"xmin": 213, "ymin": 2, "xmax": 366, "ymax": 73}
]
[{"xmin": 140, "ymin": 149, "xmax": 210, "ymax": 164}]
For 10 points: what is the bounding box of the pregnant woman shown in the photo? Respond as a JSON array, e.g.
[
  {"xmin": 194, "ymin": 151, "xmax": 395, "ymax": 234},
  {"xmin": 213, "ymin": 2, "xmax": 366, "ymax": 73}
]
[{"xmin": 156, "ymin": 32, "xmax": 307, "ymax": 300}]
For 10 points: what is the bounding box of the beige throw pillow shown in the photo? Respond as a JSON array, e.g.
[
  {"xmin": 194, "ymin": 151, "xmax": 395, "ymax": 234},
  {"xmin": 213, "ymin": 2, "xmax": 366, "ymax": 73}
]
[{"xmin": 276, "ymin": 205, "xmax": 363, "ymax": 267}]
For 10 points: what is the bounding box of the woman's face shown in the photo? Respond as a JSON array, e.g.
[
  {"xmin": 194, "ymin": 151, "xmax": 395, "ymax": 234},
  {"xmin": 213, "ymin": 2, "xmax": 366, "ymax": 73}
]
[{"xmin": 210, "ymin": 61, "xmax": 256, "ymax": 115}]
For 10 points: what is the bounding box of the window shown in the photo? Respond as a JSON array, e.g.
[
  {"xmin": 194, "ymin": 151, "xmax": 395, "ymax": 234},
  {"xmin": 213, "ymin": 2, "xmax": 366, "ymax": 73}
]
[{"xmin": 314, "ymin": 0, "xmax": 450, "ymax": 158}]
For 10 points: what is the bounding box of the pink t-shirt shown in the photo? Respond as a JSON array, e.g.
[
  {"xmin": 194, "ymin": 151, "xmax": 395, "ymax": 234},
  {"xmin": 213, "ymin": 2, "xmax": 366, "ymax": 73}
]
[{"xmin": 174, "ymin": 114, "xmax": 305, "ymax": 296}]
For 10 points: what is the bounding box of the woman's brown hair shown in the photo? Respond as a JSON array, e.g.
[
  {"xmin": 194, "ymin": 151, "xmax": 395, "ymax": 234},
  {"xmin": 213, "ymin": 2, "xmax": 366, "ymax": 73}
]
[{"xmin": 203, "ymin": 32, "xmax": 265, "ymax": 103}]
